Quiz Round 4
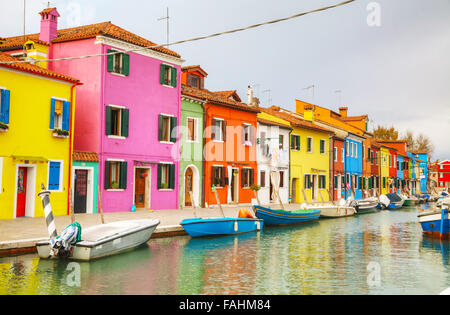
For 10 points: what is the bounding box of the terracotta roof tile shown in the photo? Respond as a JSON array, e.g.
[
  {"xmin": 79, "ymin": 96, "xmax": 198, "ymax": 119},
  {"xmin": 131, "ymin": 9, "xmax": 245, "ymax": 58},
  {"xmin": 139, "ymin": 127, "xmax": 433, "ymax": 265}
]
[
  {"xmin": 214, "ymin": 90, "xmax": 241, "ymax": 102},
  {"xmin": 0, "ymin": 21, "xmax": 180, "ymax": 58},
  {"xmin": 73, "ymin": 151, "xmax": 99, "ymax": 162},
  {"xmin": 0, "ymin": 51, "xmax": 79, "ymax": 83}
]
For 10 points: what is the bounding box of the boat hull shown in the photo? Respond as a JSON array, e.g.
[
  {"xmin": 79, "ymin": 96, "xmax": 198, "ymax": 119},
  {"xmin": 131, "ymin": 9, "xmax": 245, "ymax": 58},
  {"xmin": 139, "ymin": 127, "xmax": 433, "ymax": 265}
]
[
  {"xmin": 180, "ymin": 218, "xmax": 263, "ymax": 238},
  {"xmin": 418, "ymin": 208, "xmax": 449, "ymax": 239},
  {"xmin": 318, "ymin": 206, "xmax": 356, "ymax": 218},
  {"xmin": 253, "ymin": 206, "xmax": 321, "ymax": 225},
  {"xmin": 36, "ymin": 219, "xmax": 160, "ymax": 261},
  {"xmin": 353, "ymin": 198, "xmax": 379, "ymax": 214}
]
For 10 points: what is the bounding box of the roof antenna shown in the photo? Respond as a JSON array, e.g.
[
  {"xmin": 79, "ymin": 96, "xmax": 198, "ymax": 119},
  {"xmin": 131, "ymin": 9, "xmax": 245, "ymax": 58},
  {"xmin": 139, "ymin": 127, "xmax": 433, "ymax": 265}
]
[
  {"xmin": 303, "ymin": 85, "xmax": 315, "ymax": 103},
  {"xmin": 158, "ymin": 7, "xmax": 170, "ymax": 47}
]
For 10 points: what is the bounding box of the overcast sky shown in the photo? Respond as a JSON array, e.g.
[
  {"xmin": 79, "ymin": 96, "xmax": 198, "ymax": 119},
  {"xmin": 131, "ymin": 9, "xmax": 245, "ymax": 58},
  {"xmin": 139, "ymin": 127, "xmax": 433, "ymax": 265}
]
[{"xmin": 1, "ymin": 0, "xmax": 449, "ymax": 160}]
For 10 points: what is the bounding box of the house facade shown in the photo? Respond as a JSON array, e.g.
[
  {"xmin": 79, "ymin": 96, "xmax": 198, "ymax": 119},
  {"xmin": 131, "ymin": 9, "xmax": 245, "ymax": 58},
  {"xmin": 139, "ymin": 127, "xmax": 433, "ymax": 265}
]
[
  {"xmin": 344, "ymin": 133, "xmax": 365, "ymax": 199},
  {"xmin": 0, "ymin": 51, "xmax": 79, "ymax": 219},
  {"xmin": 437, "ymin": 160, "xmax": 450, "ymax": 190},
  {"xmin": 72, "ymin": 151, "xmax": 99, "ymax": 214}
]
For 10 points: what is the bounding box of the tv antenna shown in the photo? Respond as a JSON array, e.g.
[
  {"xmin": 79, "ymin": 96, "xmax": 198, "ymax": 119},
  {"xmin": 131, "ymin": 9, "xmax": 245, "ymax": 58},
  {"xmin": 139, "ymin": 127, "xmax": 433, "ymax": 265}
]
[
  {"xmin": 262, "ymin": 89, "xmax": 272, "ymax": 106},
  {"xmin": 158, "ymin": 7, "xmax": 170, "ymax": 47},
  {"xmin": 303, "ymin": 85, "xmax": 315, "ymax": 102}
]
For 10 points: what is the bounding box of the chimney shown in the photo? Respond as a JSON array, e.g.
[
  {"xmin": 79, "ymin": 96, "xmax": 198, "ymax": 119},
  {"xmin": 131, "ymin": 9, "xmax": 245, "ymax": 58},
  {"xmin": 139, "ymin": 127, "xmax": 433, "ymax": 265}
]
[
  {"xmin": 247, "ymin": 85, "xmax": 260, "ymax": 107},
  {"xmin": 304, "ymin": 104, "xmax": 315, "ymax": 122},
  {"xmin": 339, "ymin": 107, "xmax": 348, "ymax": 118},
  {"xmin": 39, "ymin": 8, "xmax": 60, "ymax": 43}
]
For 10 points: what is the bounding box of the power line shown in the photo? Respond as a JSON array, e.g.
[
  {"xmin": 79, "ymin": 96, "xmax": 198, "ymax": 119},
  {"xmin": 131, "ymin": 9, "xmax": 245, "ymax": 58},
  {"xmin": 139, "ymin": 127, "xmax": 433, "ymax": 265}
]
[{"xmin": 0, "ymin": 0, "xmax": 356, "ymax": 65}]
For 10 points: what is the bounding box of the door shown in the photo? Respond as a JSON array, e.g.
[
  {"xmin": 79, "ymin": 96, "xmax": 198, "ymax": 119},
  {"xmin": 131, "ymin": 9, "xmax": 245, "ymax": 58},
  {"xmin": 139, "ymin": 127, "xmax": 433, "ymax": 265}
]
[
  {"xmin": 185, "ymin": 167, "xmax": 193, "ymax": 207},
  {"xmin": 337, "ymin": 175, "xmax": 342, "ymax": 200},
  {"xmin": 291, "ymin": 178, "xmax": 297, "ymax": 203},
  {"xmin": 135, "ymin": 169, "xmax": 147, "ymax": 208},
  {"xmin": 74, "ymin": 169, "xmax": 88, "ymax": 214},
  {"xmin": 16, "ymin": 167, "xmax": 27, "ymax": 218},
  {"xmin": 231, "ymin": 169, "xmax": 238, "ymax": 203},
  {"xmin": 311, "ymin": 175, "xmax": 317, "ymax": 201}
]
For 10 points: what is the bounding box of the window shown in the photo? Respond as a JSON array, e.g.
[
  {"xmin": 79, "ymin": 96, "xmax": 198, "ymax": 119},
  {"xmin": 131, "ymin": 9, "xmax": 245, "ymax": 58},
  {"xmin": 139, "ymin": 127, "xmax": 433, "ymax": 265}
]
[
  {"xmin": 279, "ymin": 135, "xmax": 284, "ymax": 150},
  {"xmin": 107, "ymin": 50, "xmax": 130, "ymax": 76},
  {"xmin": 279, "ymin": 171, "xmax": 285, "ymax": 188},
  {"xmin": 212, "ymin": 166, "xmax": 226, "ymax": 187},
  {"xmin": 158, "ymin": 163, "xmax": 175, "ymax": 190},
  {"xmin": 0, "ymin": 89, "xmax": 10, "ymax": 126},
  {"xmin": 187, "ymin": 117, "xmax": 197, "ymax": 142},
  {"xmin": 106, "ymin": 106, "xmax": 129, "ymax": 137},
  {"xmin": 304, "ymin": 174, "xmax": 311, "ymax": 189},
  {"xmin": 159, "ymin": 114, "xmax": 177, "ymax": 143},
  {"xmin": 50, "ymin": 99, "xmax": 71, "ymax": 132},
  {"xmin": 320, "ymin": 139, "xmax": 326, "ymax": 154},
  {"xmin": 105, "ymin": 160, "xmax": 127, "ymax": 190},
  {"xmin": 291, "ymin": 135, "xmax": 300, "ymax": 151},
  {"xmin": 242, "ymin": 124, "xmax": 254, "ymax": 145},
  {"xmin": 187, "ymin": 74, "xmax": 203, "ymax": 89},
  {"xmin": 346, "ymin": 141, "xmax": 349, "ymax": 156},
  {"xmin": 212, "ymin": 118, "xmax": 226, "ymax": 142},
  {"xmin": 260, "ymin": 171, "xmax": 266, "ymax": 187},
  {"xmin": 48, "ymin": 161, "xmax": 63, "ymax": 191},
  {"xmin": 350, "ymin": 143, "xmax": 354, "ymax": 157},
  {"xmin": 319, "ymin": 175, "xmax": 326, "ymax": 189},
  {"xmin": 241, "ymin": 168, "xmax": 254, "ymax": 188},
  {"xmin": 160, "ymin": 64, "xmax": 177, "ymax": 87},
  {"xmin": 307, "ymin": 137, "xmax": 313, "ymax": 153},
  {"xmin": 334, "ymin": 147, "xmax": 337, "ymax": 162},
  {"xmin": 342, "ymin": 148, "xmax": 345, "ymax": 162},
  {"xmin": 354, "ymin": 144, "xmax": 358, "ymax": 158}
]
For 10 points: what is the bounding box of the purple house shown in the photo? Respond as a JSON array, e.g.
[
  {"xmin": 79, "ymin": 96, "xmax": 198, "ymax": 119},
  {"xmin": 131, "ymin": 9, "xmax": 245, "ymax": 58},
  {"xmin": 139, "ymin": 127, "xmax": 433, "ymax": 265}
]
[{"xmin": 1, "ymin": 8, "xmax": 184, "ymax": 212}]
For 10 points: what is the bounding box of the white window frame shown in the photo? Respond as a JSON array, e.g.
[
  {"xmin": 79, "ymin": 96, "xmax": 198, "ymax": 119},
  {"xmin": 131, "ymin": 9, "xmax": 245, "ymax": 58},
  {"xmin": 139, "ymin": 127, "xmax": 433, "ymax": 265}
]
[
  {"xmin": 47, "ymin": 159, "xmax": 64, "ymax": 193},
  {"xmin": 341, "ymin": 148, "xmax": 345, "ymax": 162},
  {"xmin": 159, "ymin": 113, "xmax": 175, "ymax": 144},
  {"xmin": 108, "ymin": 104, "xmax": 127, "ymax": 139},
  {"xmin": 307, "ymin": 137, "xmax": 313, "ymax": 153},
  {"xmin": 355, "ymin": 143, "xmax": 358, "ymax": 159},
  {"xmin": 334, "ymin": 147, "xmax": 338, "ymax": 162},
  {"xmin": 212, "ymin": 117, "xmax": 224, "ymax": 142}
]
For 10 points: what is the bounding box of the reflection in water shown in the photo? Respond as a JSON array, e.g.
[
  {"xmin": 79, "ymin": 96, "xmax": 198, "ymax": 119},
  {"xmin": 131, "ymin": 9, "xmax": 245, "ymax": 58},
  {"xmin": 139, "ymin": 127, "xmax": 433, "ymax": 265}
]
[{"xmin": 1, "ymin": 206, "xmax": 450, "ymax": 295}]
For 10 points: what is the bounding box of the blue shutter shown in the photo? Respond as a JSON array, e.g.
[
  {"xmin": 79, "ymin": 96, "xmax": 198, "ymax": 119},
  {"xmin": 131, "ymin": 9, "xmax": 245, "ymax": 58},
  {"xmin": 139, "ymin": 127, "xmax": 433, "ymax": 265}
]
[
  {"xmin": 49, "ymin": 99, "xmax": 55, "ymax": 129},
  {"xmin": 0, "ymin": 89, "xmax": 10, "ymax": 124},
  {"xmin": 62, "ymin": 101, "xmax": 70, "ymax": 131},
  {"xmin": 48, "ymin": 162, "xmax": 61, "ymax": 190}
]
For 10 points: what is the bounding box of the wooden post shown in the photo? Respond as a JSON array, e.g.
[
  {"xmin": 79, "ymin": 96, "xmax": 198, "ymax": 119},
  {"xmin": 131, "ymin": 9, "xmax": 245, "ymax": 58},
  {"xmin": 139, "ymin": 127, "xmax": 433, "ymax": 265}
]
[
  {"xmin": 69, "ymin": 187, "xmax": 75, "ymax": 224},
  {"xmin": 277, "ymin": 188, "xmax": 285, "ymax": 210},
  {"xmin": 302, "ymin": 189, "xmax": 309, "ymax": 203},
  {"xmin": 97, "ymin": 185, "xmax": 105, "ymax": 224},
  {"xmin": 318, "ymin": 189, "xmax": 325, "ymax": 203},
  {"xmin": 213, "ymin": 186, "xmax": 226, "ymax": 218}
]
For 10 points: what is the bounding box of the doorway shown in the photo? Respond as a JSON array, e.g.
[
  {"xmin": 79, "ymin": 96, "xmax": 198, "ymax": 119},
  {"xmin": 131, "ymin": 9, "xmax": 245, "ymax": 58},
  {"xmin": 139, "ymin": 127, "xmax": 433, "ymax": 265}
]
[
  {"xmin": 185, "ymin": 167, "xmax": 194, "ymax": 207},
  {"xmin": 16, "ymin": 167, "xmax": 28, "ymax": 218},
  {"xmin": 230, "ymin": 168, "xmax": 239, "ymax": 204},
  {"xmin": 311, "ymin": 174, "xmax": 318, "ymax": 201},
  {"xmin": 291, "ymin": 178, "xmax": 297, "ymax": 203},
  {"xmin": 15, "ymin": 164, "xmax": 36, "ymax": 218},
  {"xmin": 135, "ymin": 168, "xmax": 150, "ymax": 209},
  {"xmin": 74, "ymin": 169, "xmax": 88, "ymax": 213}
]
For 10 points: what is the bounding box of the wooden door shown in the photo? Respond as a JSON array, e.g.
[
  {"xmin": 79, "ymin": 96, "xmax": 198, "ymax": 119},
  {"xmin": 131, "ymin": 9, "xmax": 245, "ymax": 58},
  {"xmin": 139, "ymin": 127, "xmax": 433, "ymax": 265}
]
[
  {"xmin": 185, "ymin": 168, "xmax": 193, "ymax": 207},
  {"xmin": 74, "ymin": 169, "xmax": 88, "ymax": 214},
  {"xmin": 312, "ymin": 175, "xmax": 317, "ymax": 201},
  {"xmin": 135, "ymin": 169, "xmax": 146, "ymax": 208},
  {"xmin": 16, "ymin": 167, "xmax": 27, "ymax": 217},
  {"xmin": 231, "ymin": 169, "xmax": 238, "ymax": 203}
]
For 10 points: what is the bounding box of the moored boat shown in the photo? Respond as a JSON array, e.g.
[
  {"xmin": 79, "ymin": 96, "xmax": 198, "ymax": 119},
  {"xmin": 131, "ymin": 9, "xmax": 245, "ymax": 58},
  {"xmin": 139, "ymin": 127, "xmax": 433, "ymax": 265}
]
[
  {"xmin": 351, "ymin": 197, "xmax": 379, "ymax": 214},
  {"xmin": 403, "ymin": 195, "xmax": 419, "ymax": 206},
  {"xmin": 378, "ymin": 193, "xmax": 404, "ymax": 210},
  {"xmin": 253, "ymin": 205, "xmax": 321, "ymax": 225},
  {"xmin": 180, "ymin": 218, "xmax": 263, "ymax": 238},
  {"xmin": 418, "ymin": 207, "xmax": 449, "ymax": 239},
  {"xmin": 36, "ymin": 219, "xmax": 160, "ymax": 261}
]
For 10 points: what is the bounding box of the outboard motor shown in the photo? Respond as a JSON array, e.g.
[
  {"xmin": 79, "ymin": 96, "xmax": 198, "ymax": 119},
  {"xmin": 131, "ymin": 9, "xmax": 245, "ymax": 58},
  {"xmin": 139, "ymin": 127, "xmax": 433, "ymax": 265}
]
[
  {"xmin": 379, "ymin": 194, "xmax": 390, "ymax": 209},
  {"xmin": 50, "ymin": 222, "xmax": 82, "ymax": 257}
]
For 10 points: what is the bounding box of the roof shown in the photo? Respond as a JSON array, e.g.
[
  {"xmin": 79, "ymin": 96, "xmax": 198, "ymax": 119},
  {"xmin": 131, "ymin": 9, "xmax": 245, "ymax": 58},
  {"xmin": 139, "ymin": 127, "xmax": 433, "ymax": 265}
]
[
  {"xmin": 341, "ymin": 115, "xmax": 368, "ymax": 122},
  {"xmin": 182, "ymin": 65, "xmax": 208, "ymax": 77},
  {"xmin": 181, "ymin": 84, "xmax": 260, "ymax": 113},
  {"xmin": 214, "ymin": 90, "xmax": 241, "ymax": 102},
  {"xmin": 0, "ymin": 21, "xmax": 180, "ymax": 58},
  {"xmin": 257, "ymin": 118, "xmax": 292, "ymax": 130},
  {"xmin": 410, "ymin": 150, "xmax": 428, "ymax": 155},
  {"xmin": 0, "ymin": 51, "xmax": 79, "ymax": 83},
  {"xmin": 39, "ymin": 7, "xmax": 59, "ymax": 15},
  {"xmin": 73, "ymin": 151, "xmax": 99, "ymax": 162},
  {"xmin": 262, "ymin": 106, "xmax": 334, "ymax": 134}
]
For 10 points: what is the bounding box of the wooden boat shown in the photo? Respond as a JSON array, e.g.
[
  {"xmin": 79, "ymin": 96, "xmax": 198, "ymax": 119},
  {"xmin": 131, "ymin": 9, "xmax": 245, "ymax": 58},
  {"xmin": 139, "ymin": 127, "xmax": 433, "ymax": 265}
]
[
  {"xmin": 403, "ymin": 195, "xmax": 419, "ymax": 206},
  {"xmin": 315, "ymin": 204, "xmax": 357, "ymax": 218},
  {"xmin": 36, "ymin": 219, "xmax": 160, "ymax": 261},
  {"xmin": 418, "ymin": 207, "xmax": 449, "ymax": 239},
  {"xmin": 253, "ymin": 205, "xmax": 321, "ymax": 225},
  {"xmin": 180, "ymin": 218, "xmax": 263, "ymax": 238},
  {"xmin": 352, "ymin": 197, "xmax": 379, "ymax": 214}
]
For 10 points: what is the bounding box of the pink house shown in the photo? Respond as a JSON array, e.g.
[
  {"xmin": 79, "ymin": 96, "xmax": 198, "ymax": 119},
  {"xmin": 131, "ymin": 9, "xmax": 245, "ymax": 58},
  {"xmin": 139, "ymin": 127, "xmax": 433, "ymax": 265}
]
[{"xmin": 2, "ymin": 8, "xmax": 184, "ymax": 212}]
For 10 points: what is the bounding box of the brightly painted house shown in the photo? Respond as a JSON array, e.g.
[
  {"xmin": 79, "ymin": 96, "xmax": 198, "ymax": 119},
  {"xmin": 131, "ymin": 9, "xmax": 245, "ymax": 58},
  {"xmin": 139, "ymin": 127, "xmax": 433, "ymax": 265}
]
[
  {"xmin": 179, "ymin": 66, "xmax": 207, "ymax": 208},
  {"xmin": 379, "ymin": 146, "xmax": 391, "ymax": 195},
  {"xmin": 407, "ymin": 152, "xmax": 418, "ymax": 194},
  {"xmin": 1, "ymin": 7, "xmax": 184, "ymax": 212},
  {"xmin": 413, "ymin": 151, "xmax": 429, "ymax": 193},
  {"xmin": 437, "ymin": 160, "xmax": 450, "ymax": 190},
  {"xmin": 0, "ymin": 51, "xmax": 79, "ymax": 219},
  {"xmin": 370, "ymin": 143, "xmax": 380, "ymax": 195},
  {"xmin": 268, "ymin": 105, "xmax": 334, "ymax": 204},
  {"xmin": 256, "ymin": 107, "xmax": 292, "ymax": 205},
  {"xmin": 72, "ymin": 151, "xmax": 99, "ymax": 214},
  {"xmin": 344, "ymin": 133, "xmax": 365, "ymax": 199}
]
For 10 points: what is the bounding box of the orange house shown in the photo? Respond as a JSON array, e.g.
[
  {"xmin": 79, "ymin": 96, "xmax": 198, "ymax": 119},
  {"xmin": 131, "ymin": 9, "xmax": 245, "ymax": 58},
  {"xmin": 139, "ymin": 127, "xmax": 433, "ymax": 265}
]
[{"xmin": 181, "ymin": 66, "xmax": 260, "ymax": 207}]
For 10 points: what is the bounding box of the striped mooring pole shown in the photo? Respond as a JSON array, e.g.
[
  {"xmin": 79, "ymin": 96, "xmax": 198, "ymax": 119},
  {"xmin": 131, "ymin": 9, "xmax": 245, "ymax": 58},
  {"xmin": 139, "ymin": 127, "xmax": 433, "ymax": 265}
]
[{"xmin": 38, "ymin": 184, "xmax": 58, "ymax": 239}]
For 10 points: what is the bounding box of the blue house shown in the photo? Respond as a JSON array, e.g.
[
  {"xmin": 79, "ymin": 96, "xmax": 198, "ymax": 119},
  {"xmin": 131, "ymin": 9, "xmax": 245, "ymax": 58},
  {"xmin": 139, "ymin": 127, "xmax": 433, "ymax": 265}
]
[
  {"xmin": 397, "ymin": 154, "xmax": 404, "ymax": 191},
  {"xmin": 344, "ymin": 132, "xmax": 365, "ymax": 200},
  {"xmin": 414, "ymin": 151, "xmax": 429, "ymax": 193}
]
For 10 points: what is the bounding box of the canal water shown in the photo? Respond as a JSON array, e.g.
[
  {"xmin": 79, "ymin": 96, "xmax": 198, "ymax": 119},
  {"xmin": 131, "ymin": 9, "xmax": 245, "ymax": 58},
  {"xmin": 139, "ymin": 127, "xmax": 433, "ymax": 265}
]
[{"xmin": 0, "ymin": 205, "xmax": 449, "ymax": 295}]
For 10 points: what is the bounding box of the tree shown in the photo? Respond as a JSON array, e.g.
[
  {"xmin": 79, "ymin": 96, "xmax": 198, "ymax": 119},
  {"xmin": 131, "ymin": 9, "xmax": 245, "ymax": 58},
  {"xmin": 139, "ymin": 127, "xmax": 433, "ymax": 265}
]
[
  {"xmin": 401, "ymin": 130, "xmax": 434, "ymax": 156},
  {"xmin": 372, "ymin": 125, "xmax": 399, "ymax": 140}
]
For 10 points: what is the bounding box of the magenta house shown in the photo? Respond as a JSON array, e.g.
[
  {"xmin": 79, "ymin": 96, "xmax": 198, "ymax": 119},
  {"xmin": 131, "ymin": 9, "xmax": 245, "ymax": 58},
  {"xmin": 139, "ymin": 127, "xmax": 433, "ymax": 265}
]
[{"xmin": 1, "ymin": 8, "xmax": 184, "ymax": 212}]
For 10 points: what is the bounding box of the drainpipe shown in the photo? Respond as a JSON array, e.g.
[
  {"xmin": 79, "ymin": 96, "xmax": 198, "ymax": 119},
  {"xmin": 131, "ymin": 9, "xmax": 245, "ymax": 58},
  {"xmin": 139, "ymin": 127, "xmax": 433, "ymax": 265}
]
[
  {"xmin": 67, "ymin": 82, "xmax": 83, "ymax": 215},
  {"xmin": 201, "ymin": 101, "xmax": 206, "ymax": 208}
]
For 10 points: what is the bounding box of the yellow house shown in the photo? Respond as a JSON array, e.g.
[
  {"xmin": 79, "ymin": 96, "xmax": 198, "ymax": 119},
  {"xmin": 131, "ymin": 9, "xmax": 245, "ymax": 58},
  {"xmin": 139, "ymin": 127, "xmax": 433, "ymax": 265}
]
[
  {"xmin": 379, "ymin": 146, "xmax": 390, "ymax": 195},
  {"xmin": 263, "ymin": 106, "xmax": 334, "ymax": 203},
  {"xmin": 0, "ymin": 52, "xmax": 79, "ymax": 219}
]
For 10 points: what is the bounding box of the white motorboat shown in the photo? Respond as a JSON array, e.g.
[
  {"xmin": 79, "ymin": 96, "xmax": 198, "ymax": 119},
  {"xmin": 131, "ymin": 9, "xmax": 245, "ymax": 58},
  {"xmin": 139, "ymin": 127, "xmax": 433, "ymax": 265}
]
[
  {"xmin": 36, "ymin": 219, "xmax": 160, "ymax": 261},
  {"xmin": 351, "ymin": 197, "xmax": 379, "ymax": 213},
  {"xmin": 300, "ymin": 200, "xmax": 356, "ymax": 218}
]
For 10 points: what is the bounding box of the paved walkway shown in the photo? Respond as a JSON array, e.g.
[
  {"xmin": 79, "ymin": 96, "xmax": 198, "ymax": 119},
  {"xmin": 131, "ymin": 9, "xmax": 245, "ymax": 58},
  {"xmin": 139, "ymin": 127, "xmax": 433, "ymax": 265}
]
[{"xmin": 0, "ymin": 204, "xmax": 259, "ymax": 255}]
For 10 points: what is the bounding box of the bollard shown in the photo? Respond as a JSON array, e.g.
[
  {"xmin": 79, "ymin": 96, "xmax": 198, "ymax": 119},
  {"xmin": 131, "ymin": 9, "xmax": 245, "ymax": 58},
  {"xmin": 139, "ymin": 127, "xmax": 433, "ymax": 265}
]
[
  {"xmin": 440, "ymin": 207, "xmax": 449, "ymax": 240},
  {"xmin": 38, "ymin": 184, "xmax": 58, "ymax": 239}
]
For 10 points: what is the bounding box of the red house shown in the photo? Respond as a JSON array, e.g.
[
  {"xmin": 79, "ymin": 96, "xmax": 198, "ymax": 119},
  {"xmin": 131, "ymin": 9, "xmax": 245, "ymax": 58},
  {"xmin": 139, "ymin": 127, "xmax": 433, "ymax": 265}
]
[
  {"xmin": 332, "ymin": 136, "xmax": 346, "ymax": 200},
  {"xmin": 438, "ymin": 160, "xmax": 450, "ymax": 190},
  {"xmin": 370, "ymin": 143, "xmax": 380, "ymax": 193}
]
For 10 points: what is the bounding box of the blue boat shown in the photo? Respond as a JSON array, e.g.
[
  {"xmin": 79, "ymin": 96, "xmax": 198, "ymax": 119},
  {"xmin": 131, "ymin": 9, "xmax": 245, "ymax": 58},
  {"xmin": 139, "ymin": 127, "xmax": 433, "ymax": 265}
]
[
  {"xmin": 180, "ymin": 218, "xmax": 263, "ymax": 238},
  {"xmin": 418, "ymin": 208, "xmax": 449, "ymax": 240},
  {"xmin": 377, "ymin": 193, "xmax": 405, "ymax": 210},
  {"xmin": 253, "ymin": 205, "xmax": 321, "ymax": 226}
]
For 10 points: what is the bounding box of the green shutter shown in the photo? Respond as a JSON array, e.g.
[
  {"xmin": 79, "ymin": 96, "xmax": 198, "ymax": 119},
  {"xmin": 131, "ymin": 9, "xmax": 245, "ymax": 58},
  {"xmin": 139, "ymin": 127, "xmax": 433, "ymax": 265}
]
[
  {"xmin": 122, "ymin": 53, "xmax": 130, "ymax": 76},
  {"xmin": 104, "ymin": 161, "xmax": 111, "ymax": 189},
  {"xmin": 296, "ymin": 136, "xmax": 300, "ymax": 150},
  {"xmin": 169, "ymin": 164, "xmax": 176, "ymax": 189},
  {"xmin": 291, "ymin": 135, "xmax": 295, "ymax": 150},
  {"xmin": 121, "ymin": 108, "xmax": 129, "ymax": 137},
  {"xmin": 158, "ymin": 115, "xmax": 163, "ymax": 141},
  {"xmin": 170, "ymin": 116, "xmax": 177, "ymax": 143},
  {"xmin": 105, "ymin": 106, "xmax": 112, "ymax": 135},
  {"xmin": 107, "ymin": 49, "xmax": 115, "ymax": 73},
  {"xmin": 119, "ymin": 162, "xmax": 127, "ymax": 189},
  {"xmin": 157, "ymin": 164, "xmax": 162, "ymax": 189},
  {"xmin": 171, "ymin": 67, "xmax": 177, "ymax": 87},
  {"xmin": 160, "ymin": 64, "xmax": 166, "ymax": 85}
]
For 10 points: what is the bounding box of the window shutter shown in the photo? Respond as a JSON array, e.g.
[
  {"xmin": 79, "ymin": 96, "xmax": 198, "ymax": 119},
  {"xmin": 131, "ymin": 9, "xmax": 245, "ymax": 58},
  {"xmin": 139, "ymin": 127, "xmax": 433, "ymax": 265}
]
[
  {"xmin": 221, "ymin": 168, "xmax": 226, "ymax": 187},
  {"xmin": 160, "ymin": 64, "xmax": 166, "ymax": 85},
  {"xmin": 171, "ymin": 67, "xmax": 177, "ymax": 87},
  {"xmin": 290, "ymin": 135, "xmax": 295, "ymax": 150},
  {"xmin": 169, "ymin": 164, "xmax": 175, "ymax": 189},
  {"xmin": 211, "ymin": 166, "xmax": 216, "ymax": 187},
  {"xmin": 105, "ymin": 106, "xmax": 112, "ymax": 135},
  {"xmin": 107, "ymin": 49, "xmax": 115, "ymax": 73},
  {"xmin": 241, "ymin": 169, "xmax": 245, "ymax": 187},
  {"xmin": 122, "ymin": 53, "xmax": 130, "ymax": 76},
  {"xmin": 211, "ymin": 120, "xmax": 216, "ymax": 141},
  {"xmin": 157, "ymin": 164, "xmax": 162, "ymax": 189},
  {"xmin": 334, "ymin": 176, "xmax": 338, "ymax": 188},
  {"xmin": 222, "ymin": 120, "xmax": 227, "ymax": 141},
  {"xmin": 121, "ymin": 108, "xmax": 129, "ymax": 137},
  {"xmin": 62, "ymin": 101, "xmax": 70, "ymax": 131},
  {"xmin": 49, "ymin": 98, "xmax": 55, "ymax": 129},
  {"xmin": 48, "ymin": 162, "xmax": 60, "ymax": 190},
  {"xmin": 158, "ymin": 115, "xmax": 164, "ymax": 141},
  {"xmin": 250, "ymin": 169, "xmax": 255, "ymax": 186},
  {"xmin": 104, "ymin": 161, "xmax": 111, "ymax": 190},
  {"xmin": 119, "ymin": 161, "xmax": 127, "ymax": 189},
  {"xmin": 170, "ymin": 116, "xmax": 177, "ymax": 143},
  {"xmin": 0, "ymin": 89, "xmax": 10, "ymax": 124}
]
